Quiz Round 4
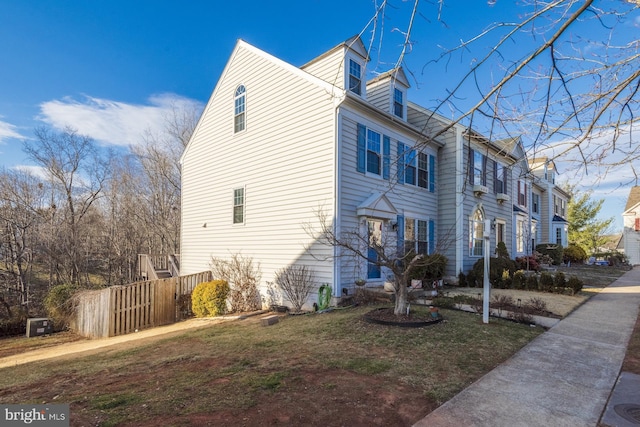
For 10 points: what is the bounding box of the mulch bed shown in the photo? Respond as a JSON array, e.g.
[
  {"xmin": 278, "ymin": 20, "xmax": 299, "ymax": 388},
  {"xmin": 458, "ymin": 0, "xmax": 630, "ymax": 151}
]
[{"xmin": 363, "ymin": 307, "xmax": 443, "ymax": 327}]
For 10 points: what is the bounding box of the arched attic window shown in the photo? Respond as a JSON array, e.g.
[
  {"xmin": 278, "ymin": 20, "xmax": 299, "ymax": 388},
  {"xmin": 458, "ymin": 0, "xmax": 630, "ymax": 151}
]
[{"xmin": 234, "ymin": 85, "xmax": 246, "ymax": 133}]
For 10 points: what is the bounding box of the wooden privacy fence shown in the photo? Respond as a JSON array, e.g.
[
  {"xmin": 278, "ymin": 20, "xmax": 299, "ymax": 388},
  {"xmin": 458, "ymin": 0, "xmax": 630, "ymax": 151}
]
[{"xmin": 74, "ymin": 271, "xmax": 212, "ymax": 339}]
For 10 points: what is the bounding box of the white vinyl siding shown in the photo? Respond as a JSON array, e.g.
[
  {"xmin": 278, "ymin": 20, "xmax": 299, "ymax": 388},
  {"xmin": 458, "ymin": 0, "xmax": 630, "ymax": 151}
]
[
  {"xmin": 337, "ymin": 110, "xmax": 438, "ymax": 288},
  {"xmin": 181, "ymin": 43, "xmax": 337, "ymax": 306}
]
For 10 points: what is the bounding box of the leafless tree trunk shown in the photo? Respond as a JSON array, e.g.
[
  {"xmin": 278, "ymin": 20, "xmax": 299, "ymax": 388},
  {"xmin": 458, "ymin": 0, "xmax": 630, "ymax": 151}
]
[{"xmin": 24, "ymin": 126, "xmax": 111, "ymax": 286}]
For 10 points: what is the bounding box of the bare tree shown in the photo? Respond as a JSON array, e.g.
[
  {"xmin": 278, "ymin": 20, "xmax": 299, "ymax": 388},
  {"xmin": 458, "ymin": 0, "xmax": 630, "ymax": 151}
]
[
  {"xmin": 131, "ymin": 103, "xmax": 199, "ymax": 256},
  {"xmin": 0, "ymin": 169, "xmax": 47, "ymax": 310},
  {"xmin": 23, "ymin": 126, "xmax": 111, "ymax": 286},
  {"xmin": 361, "ymin": 1, "xmax": 639, "ymax": 181},
  {"xmin": 310, "ymin": 211, "xmax": 444, "ymax": 316}
]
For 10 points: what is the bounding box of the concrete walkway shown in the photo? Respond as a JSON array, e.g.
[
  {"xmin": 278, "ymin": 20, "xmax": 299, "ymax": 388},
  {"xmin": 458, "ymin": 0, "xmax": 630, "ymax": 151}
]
[{"xmin": 414, "ymin": 267, "xmax": 640, "ymax": 427}]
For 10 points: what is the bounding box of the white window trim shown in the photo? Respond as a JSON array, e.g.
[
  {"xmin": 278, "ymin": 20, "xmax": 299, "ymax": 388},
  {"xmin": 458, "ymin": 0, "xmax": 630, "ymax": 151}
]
[
  {"xmin": 232, "ymin": 186, "xmax": 245, "ymax": 225},
  {"xmin": 348, "ymin": 58, "xmax": 362, "ymax": 96},
  {"xmin": 234, "ymin": 85, "xmax": 246, "ymax": 134}
]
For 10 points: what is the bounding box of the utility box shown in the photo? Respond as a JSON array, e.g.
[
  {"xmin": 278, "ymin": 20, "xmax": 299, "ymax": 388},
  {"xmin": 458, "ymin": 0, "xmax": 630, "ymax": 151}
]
[{"xmin": 26, "ymin": 318, "xmax": 53, "ymax": 338}]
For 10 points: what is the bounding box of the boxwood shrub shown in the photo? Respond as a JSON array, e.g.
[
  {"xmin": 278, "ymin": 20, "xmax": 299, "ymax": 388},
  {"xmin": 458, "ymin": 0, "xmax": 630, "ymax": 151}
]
[{"xmin": 192, "ymin": 280, "xmax": 230, "ymax": 317}]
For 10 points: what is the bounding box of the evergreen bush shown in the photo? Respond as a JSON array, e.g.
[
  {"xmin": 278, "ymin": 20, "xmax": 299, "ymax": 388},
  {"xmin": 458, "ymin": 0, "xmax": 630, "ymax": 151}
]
[
  {"xmin": 526, "ymin": 274, "xmax": 539, "ymax": 291},
  {"xmin": 564, "ymin": 244, "xmax": 587, "ymax": 263},
  {"xmin": 539, "ymin": 272, "xmax": 554, "ymax": 292},
  {"xmin": 536, "ymin": 244, "xmax": 564, "ymax": 265},
  {"xmin": 192, "ymin": 280, "xmax": 230, "ymax": 317},
  {"xmin": 567, "ymin": 276, "xmax": 584, "ymax": 294}
]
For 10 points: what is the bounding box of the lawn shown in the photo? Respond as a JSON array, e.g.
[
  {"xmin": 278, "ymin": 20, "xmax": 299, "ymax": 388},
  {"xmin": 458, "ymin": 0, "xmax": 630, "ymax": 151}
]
[
  {"xmin": 0, "ymin": 263, "xmax": 630, "ymax": 426},
  {"xmin": 0, "ymin": 305, "xmax": 542, "ymax": 426}
]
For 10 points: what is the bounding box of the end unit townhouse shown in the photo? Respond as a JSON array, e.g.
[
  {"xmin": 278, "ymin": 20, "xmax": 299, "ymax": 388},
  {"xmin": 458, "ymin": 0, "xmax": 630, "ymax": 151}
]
[{"xmin": 180, "ymin": 35, "xmax": 571, "ymax": 308}]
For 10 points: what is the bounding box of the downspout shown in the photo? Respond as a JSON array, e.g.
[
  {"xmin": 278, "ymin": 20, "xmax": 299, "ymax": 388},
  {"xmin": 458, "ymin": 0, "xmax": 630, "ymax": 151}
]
[
  {"xmin": 455, "ymin": 126, "xmax": 464, "ymax": 276},
  {"xmin": 333, "ymin": 99, "xmax": 342, "ymax": 301}
]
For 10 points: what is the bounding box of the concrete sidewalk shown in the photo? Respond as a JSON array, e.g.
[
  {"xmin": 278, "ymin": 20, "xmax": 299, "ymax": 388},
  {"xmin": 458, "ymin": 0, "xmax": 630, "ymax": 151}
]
[{"xmin": 414, "ymin": 267, "xmax": 640, "ymax": 427}]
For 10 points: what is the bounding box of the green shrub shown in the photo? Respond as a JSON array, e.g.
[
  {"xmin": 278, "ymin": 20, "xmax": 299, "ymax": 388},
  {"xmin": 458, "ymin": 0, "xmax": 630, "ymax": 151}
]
[
  {"xmin": 512, "ymin": 270, "xmax": 526, "ymax": 290},
  {"xmin": 564, "ymin": 244, "xmax": 587, "ymax": 263},
  {"xmin": 567, "ymin": 276, "xmax": 584, "ymax": 294},
  {"xmin": 44, "ymin": 284, "xmax": 78, "ymax": 331},
  {"xmin": 536, "ymin": 244, "xmax": 564, "ymax": 265},
  {"xmin": 526, "ymin": 274, "xmax": 539, "ymax": 291},
  {"xmin": 192, "ymin": 280, "xmax": 230, "ymax": 317},
  {"xmin": 472, "ymin": 257, "xmax": 516, "ymax": 287},
  {"xmin": 457, "ymin": 271, "xmax": 467, "ymax": 287},
  {"xmin": 431, "ymin": 296, "xmax": 455, "ymax": 309},
  {"xmin": 410, "ymin": 253, "xmax": 448, "ymax": 282},
  {"xmin": 495, "ymin": 242, "xmax": 510, "ymax": 259},
  {"xmin": 553, "ymin": 271, "xmax": 566, "ymax": 289},
  {"xmin": 539, "ymin": 272, "xmax": 554, "ymax": 292}
]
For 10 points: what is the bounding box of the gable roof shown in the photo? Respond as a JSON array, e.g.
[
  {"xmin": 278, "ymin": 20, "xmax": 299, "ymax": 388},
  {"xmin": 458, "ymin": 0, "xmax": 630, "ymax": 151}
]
[
  {"xmin": 181, "ymin": 39, "xmax": 344, "ymax": 164},
  {"xmin": 356, "ymin": 193, "xmax": 397, "ymax": 220},
  {"xmin": 366, "ymin": 67, "xmax": 410, "ymax": 88},
  {"xmin": 301, "ymin": 35, "xmax": 369, "ymax": 69},
  {"xmin": 624, "ymin": 186, "xmax": 640, "ymax": 212}
]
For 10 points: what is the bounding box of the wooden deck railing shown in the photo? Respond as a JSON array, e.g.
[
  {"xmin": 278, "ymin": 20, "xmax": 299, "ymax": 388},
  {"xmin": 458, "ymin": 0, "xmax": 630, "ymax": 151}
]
[{"xmin": 73, "ymin": 270, "xmax": 212, "ymax": 339}]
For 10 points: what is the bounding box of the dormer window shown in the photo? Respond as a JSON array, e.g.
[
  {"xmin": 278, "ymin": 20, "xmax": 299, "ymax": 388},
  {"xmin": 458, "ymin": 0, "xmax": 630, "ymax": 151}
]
[
  {"xmin": 393, "ymin": 88, "xmax": 404, "ymax": 118},
  {"xmin": 349, "ymin": 59, "xmax": 362, "ymax": 95}
]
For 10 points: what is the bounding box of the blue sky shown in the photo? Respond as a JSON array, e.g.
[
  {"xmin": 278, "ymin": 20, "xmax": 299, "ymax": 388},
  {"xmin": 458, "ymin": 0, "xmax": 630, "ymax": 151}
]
[{"xmin": 1, "ymin": 1, "xmax": 638, "ymax": 231}]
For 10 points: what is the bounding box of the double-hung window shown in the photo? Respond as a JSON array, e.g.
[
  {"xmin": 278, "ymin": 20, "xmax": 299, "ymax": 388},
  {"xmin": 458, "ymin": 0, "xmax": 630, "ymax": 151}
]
[
  {"xmin": 517, "ymin": 181, "xmax": 527, "ymax": 207},
  {"xmin": 494, "ymin": 162, "xmax": 506, "ymax": 193},
  {"xmin": 404, "ymin": 148, "xmax": 416, "ymax": 185},
  {"xmin": 532, "ymin": 193, "xmax": 540, "ymax": 214},
  {"xmin": 349, "ymin": 59, "xmax": 362, "ymax": 95},
  {"xmin": 418, "ymin": 153, "xmax": 428, "ymax": 189},
  {"xmin": 404, "ymin": 218, "xmax": 433, "ymax": 255},
  {"xmin": 357, "ymin": 124, "xmax": 389, "ymax": 178},
  {"xmin": 470, "ymin": 149, "xmax": 486, "ymax": 186},
  {"xmin": 366, "ymin": 129, "xmax": 381, "ymax": 175},
  {"xmin": 516, "ymin": 218, "xmax": 526, "ymax": 252},
  {"xmin": 234, "ymin": 85, "xmax": 246, "ymax": 133},
  {"xmin": 393, "ymin": 88, "xmax": 403, "ymax": 118},
  {"xmin": 233, "ymin": 187, "xmax": 245, "ymax": 224}
]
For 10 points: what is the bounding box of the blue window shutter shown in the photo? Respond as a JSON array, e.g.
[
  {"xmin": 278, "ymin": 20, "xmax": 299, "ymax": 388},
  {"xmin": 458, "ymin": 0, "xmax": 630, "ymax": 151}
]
[
  {"xmin": 429, "ymin": 154, "xmax": 436, "ymax": 193},
  {"xmin": 428, "ymin": 219, "xmax": 435, "ymax": 254},
  {"xmin": 383, "ymin": 136, "xmax": 390, "ymax": 180},
  {"xmin": 397, "ymin": 215, "xmax": 405, "ymax": 255},
  {"xmin": 397, "ymin": 143, "xmax": 405, "ymax": 184},
  {"xmin": 357, "ymin": 124, "xmax": 366, "ymax": 173}
]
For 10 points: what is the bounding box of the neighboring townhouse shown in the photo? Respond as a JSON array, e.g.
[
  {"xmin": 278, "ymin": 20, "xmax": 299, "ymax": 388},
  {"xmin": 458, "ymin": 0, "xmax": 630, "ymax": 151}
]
[
  {"xmin": 622, "ymin": 186, "xmax": 640, "ymax": 265},
  {"xmin": 180, "ymin": 36, "xmax": 441, "ymax": 307},
  {"xmin": 529, "ymin": 158, "xmax": 570, "ymax": 247},
  {"xmin": 180, "ymin": 35, "xmax": 562, "ymax": 308}
]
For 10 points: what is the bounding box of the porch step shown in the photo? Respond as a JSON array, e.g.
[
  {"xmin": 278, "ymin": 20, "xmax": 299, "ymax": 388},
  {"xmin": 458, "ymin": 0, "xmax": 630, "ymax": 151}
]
[{"xmin": 156, "ymin": 270, "xmax": 172, "ymax": 279}]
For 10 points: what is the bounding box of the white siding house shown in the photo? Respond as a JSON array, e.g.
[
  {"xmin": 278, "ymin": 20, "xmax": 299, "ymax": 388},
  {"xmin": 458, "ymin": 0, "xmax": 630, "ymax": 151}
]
[
  {"xmin": 529, "ymin": 158, "xmax": 570, "ymax": 247},
  {"xmin": 180, "ymin": 35, "xmax": 578, "ymax": 309},
  {"xmin": 622, "ymin": 186, "xmax": 640, "ymax": 265},
  {"xmin": 181, "ymin": 37, "xmax": 441, "ymax": 308}
]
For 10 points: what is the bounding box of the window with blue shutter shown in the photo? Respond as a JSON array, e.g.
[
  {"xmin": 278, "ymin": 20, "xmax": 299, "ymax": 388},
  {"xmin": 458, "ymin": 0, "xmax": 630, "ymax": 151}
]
[
  {"xmin": 356, "ymin": 124, "xmax": 366, "ymax": 173},
  {"xmin": 383, "ymin": 136, "xmax": 390, "ymax": 180}
]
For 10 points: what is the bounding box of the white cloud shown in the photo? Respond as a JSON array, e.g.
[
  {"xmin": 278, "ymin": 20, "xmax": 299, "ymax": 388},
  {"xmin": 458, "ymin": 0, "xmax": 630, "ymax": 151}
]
[
  {"xmin": 38, "ymin": 94, "xmax": 203, "ymax": 147},
  {"xmin": 0, "ymin": 117, "xmax": 25, "ymax": 143},
  {"xmin": 12, "ymin": 165, "xmax": 50, "ymax": 180}
]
